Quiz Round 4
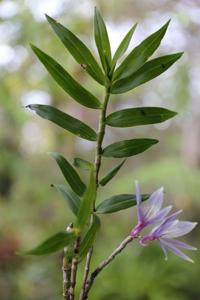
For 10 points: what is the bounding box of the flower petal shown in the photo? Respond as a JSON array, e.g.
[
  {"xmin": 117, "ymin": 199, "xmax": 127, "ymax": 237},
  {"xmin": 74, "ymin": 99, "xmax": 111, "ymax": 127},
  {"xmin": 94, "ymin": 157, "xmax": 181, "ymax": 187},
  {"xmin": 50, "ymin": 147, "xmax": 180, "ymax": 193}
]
[
  {"xmin": 152, "ymin": 219, "xmax": 178, "ymax": 237},
  {"xmin": 142, "ymin": 187, "xmax": 164, "ymax": 222},
  {"xmin": 149, "ymin": 205, "xmax": 172, "ymax": 225},
  {"xmin": 163, "ymin": 209, "xmax": 183, "ymax": 223},
  {"xmin": 159, "ymin": 239, "xmax": 168, "ymax": 260},
  {"xmin": 163, "ymin": 221, "xmax": 197, "ymax": 238},
  {"xmin": 161, "ymin": 238, "xmax": 197, "ymax": 251},
  {"xmin": 135, "ymin": 181, "xmax": 143, "ymax": 223},
  {"xmin": 160, "ymin": 238, "xmax": 195, "ymax": 263}
]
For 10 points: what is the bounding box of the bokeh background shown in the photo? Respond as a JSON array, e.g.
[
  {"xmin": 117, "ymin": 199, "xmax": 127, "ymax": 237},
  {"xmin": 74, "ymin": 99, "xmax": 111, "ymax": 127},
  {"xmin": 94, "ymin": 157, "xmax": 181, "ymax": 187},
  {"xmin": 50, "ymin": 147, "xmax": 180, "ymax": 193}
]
[{"xmin": 0, "ymin": 0, "xmax": 200, "ymax": 299}]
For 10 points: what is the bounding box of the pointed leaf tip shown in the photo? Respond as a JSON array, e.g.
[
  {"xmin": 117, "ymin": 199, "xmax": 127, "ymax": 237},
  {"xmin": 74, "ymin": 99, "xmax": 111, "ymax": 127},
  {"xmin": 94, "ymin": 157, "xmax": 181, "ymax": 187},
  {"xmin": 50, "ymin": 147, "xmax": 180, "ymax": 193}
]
[
  {"xmin": 28, "ymin": 104, "xmax": 97, "ymax": 141},
  {"xmin": 49, "ymin": 152, "xmax": 86, "ymax": 197},
  {"xmin": 45, "ymin": 14, "xmax": 105, "ymax": 85},
  {"xmin": 22, "ymin": 231, "xmax": 76, "ymax": 256},
  {"xmin": 106, "ymin": 107, "xmax": 178, "ymax": 127},
  {"xmin": 94, "ymin": 7, "xmax": 111, "ymax": 73},
  {"xmin": 102, "ymin": 139, "xmax": 158, "ymax": 158},
  {"xmin": 112, "ymin": 53, "xmax": 183, "ymax": 94},
  {"xmin": 96, "ymin": 194, "xmax": 149, "ymax": 214},
  {"xmin": 99, "ymin": 160, "xmax": 126, "ymax": 186},
  {"xmin": 113, "ymin": 20, "xmax": 174, "ymax": 81},
  {"xmin": 31, "ymin": 46, "xmax": 101, "ymax": 109}
]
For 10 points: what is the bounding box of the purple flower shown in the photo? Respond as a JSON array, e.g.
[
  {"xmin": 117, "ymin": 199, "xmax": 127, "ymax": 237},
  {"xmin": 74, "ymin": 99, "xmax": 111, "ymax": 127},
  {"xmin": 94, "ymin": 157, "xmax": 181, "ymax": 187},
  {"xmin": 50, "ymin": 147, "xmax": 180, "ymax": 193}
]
[
  {"xmin": 140, "ymin": 211, "xmax": 197, "ymax": 263},
  {"xmin": 131, "ymin": 181, "xmax": 172, "ymax": 237}
]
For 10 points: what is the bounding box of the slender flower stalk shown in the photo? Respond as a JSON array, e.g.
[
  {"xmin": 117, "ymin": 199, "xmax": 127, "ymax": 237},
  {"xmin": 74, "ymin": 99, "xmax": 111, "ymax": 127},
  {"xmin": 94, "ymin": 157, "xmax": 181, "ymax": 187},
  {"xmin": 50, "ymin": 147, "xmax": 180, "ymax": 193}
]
[{"xmin": 82, "ymin": 236, "xmax": 134, "ymax": 299}]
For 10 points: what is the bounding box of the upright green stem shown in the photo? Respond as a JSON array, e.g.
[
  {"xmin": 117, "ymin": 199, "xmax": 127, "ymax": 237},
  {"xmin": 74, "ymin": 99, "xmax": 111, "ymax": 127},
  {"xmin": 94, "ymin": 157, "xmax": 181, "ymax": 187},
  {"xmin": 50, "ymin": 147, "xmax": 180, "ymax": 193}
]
[
  {"xmin": 80, "ymin": 86, "xmax": 111, "ymax": 300},
  {"xmin": 95, "ymin": 86, "xmax": 111, "ymax": 186}
]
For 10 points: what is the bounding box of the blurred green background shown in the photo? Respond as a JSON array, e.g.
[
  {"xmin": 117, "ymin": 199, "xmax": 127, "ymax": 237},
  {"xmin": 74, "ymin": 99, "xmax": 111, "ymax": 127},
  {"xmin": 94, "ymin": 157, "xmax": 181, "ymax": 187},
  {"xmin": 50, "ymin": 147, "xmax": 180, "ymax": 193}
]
[{"xmin": 0, "ymin": 0, "xmax": 200, "ymax": 299}]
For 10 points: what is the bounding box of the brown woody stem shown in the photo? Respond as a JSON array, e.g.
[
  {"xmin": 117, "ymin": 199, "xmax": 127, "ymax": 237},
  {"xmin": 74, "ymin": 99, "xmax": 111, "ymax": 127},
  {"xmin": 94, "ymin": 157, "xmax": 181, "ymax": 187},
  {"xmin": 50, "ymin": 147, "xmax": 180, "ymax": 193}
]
[{"xmin": 82, "ymin": 236, "xmax": 134, "ymax": 299}]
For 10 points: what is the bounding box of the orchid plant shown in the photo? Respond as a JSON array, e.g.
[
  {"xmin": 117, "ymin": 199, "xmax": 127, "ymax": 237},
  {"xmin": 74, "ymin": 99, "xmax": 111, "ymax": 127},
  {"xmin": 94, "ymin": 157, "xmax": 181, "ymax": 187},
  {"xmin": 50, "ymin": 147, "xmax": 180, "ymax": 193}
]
[{"xmin": 23, "ymin": 8, "xmax": 197, "ymax": 300}]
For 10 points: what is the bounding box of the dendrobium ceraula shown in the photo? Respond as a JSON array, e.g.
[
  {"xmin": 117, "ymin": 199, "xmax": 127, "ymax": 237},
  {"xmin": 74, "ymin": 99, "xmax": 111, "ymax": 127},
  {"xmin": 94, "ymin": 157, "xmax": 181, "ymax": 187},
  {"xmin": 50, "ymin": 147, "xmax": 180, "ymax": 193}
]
[{"xmin": 131, "ymin": 181, "xmax": 197, "ymax": 263}]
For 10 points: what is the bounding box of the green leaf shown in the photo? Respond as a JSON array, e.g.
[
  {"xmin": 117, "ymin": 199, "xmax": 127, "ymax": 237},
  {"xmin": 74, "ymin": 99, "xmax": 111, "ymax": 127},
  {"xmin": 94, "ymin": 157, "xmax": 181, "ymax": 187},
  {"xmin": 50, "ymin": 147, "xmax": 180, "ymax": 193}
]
[
  {"xmin": 27, "ymin": 104, "xmax": 97, "ymax": 141},
  {"xmin": 23, "ymin": 231, "xmax": 76, "ymax": 255},
  {"xmin": 49, "ymin": 152, "xmax": 86, "ymax": 197},
  {"xmin": 77, "ymin": 171, "xmax": 96, "ymax": 230},
  {"xmin": 94, "ymin": 7, "xmax": 111, "ymax": 73},
  {"xmin": 31, "ymin": 45, "xmax": 101, "ymax": 109},
  {"xmin": 96, "ymin": 194, "xmax": 149, "ymax": 214},
  {"xmin": 45, "ymin": 15, "xmax": 105, "ymax": 86},
  {"xmin": 111, "ymin": 53, "xmax": 183, "ymax": 94},
  {"xmin": 79, "ymin": 215, "xmax": 100, "ymax": 259},
  {"xmin": 114, "ymin": 20, "xmax": 170, "ymax": 80},
  {"xmin": 111, "ymin": 24, "xmax": 137, "ymax": 73},
  {"xmin": 73, "ymin": 158, "xmax": 94, "ymax": 171},
  {"xmin": 99, "ymin": 160, "xmax": 125, "ymax": 186},
  {"xmin": 53, "ymin": 184, "xmax": 81, "ymax": 216},
  {"xmin": 106, "ymin": 107, "xmax": 177, "ymax": 127},
  {"xmin": 102, "ymin": 138, "xmax": 158, "ymax": 158}
]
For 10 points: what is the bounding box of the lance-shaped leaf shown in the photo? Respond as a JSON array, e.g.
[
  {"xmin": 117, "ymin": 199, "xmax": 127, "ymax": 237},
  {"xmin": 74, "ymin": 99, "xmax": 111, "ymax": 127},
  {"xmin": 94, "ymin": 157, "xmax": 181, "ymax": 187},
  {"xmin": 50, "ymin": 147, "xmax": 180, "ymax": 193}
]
[
  {"xmin": 23, "ymin": 231, "xmax": 76, "ymax": 255},
  {"xmin": 49, "ymin": 152, "xmax": 86, "ymax": 197},
  {"xmin": 106, "ymin": 107, "xmax": 177, "ymax": 127},
  {"xmin": 53, "ymin": 184, "xmax": 81, "ymax": 216},
  {"xmin": 27, "ymin": 104, "xmax": 97, "ymax": 141},
  {"xmin": 113, "ymin": 20, "xmax": 170, "ymax": 80},
  {"xmin": 77, "ymin": 171, "xmax": 96, "ymax": 230},
  {"xmin": 73, "ymin": 158, "xmax": 94, "ymax": 171},
  {"xmin": 96, "ymin": 194, "xmax": 149, "ymax": 214},
  {"xmin": 94, "ymin": 7, "xmax": 111, "ymax": 73},
  {"xmin": 99, "ymin": 160, "xmax": 125, "ymax": 186},
  {"xmin": 46, "ymin": 15, "xmax": 105, "ymax": 86},
  {"xmin": 102, "ymin": 138, "xmax": 158, "ymax": 158},
  {"xmin": 111, "ymin": 53, "xmax": 183, "ymax": 94},
  {"xmin": 79, "ymin": 215, "xmax": 100, "ymax": 260},
  {"xmin": 111, "ymin": 24, "xmax": 137, "ymax": 73},
  {"xmin": 31, "ymin": 45, "xmax": 101, "ymax": 109}
]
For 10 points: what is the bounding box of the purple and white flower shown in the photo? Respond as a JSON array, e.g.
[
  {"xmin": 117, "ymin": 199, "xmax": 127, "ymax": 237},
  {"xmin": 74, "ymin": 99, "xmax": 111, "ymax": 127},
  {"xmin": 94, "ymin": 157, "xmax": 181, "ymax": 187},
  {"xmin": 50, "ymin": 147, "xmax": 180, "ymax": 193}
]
[
  {"xmin": 131, "ymin": 181, "xmax": 172, "ymax": 237},
  {"xmin": 140, "ymin": 212, "xmax": 197, "ymax": 263},
  {"xmin": 131, "ymin": 181, "xmax": 197, "ymax": 262}
]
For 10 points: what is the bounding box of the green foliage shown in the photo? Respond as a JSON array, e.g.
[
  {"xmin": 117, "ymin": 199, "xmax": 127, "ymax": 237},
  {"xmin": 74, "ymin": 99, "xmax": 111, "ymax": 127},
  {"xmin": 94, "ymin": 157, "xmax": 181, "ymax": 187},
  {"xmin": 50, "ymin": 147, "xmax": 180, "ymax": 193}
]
[
  {"xmin": 45, "ymin": 15, "xmax": 105, "ymax": 85},
  {"xmin": 73, "ymin": 158, "xmax": 94, "ymax": 171},
  {"xmin": 31, "ymin": 45, "xmax": 101, "ymax": 109},
  {"xmin": 110, "ymin": 23, "xmax": 137, "ymax": 74},
  {"xmin": 49, "ymin": 152, "xmax": 86, "ymax": 196},
  {"xmin": 94, "ymin": 7, "xmax": 112, "ymax": 74},
  {"xmin": 53, "ymin": 184, "xmax": 81, "ymax": 216},
  {"xmin": 27, "ymin": 104, "xmax": 97, "ymax": 141},
  {"xmin": 102, "ymin": 139, "xmax": 158, "ymax": 158},
  {"xmin": 106, "ymin": 107, "xmax": 177, "ymax": 127},
  {"xmin": 112, "ymin": 53, "xmax": 183, "ymax": 93},
  {"xmin": 113, "ymin": 20, "xmax": 170, "ymax": 80},
  {"xmin": 79, "ymin": 215, "xmax": 101, "ymax": 260},
  {"xmin": 23, "ymin": 231, "xmax": 76, "ymax": 255},
  {"xmin": 26, "ymin": 7, "xmax": 182, "ymax": 269},
  {"xmin": 96, "ymin": 194, "xmax": 149, "ymax": 214},
  {"xmin": 99, "ymin": 160, "xmax": 125, "ymax": 186},
  {"xmin": 77, "ymin": 171, "xmax": 96, "ymax": 230}
]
